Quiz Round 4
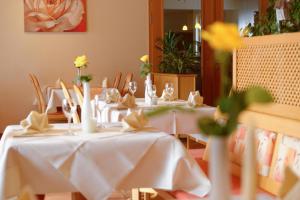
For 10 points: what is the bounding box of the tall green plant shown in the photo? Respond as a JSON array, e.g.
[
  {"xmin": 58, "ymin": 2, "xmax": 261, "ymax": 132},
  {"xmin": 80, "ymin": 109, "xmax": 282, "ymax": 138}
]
[
  {"xmin": 244, "ymin": 0, "xmax": 300, "ymax": 36},
  {"xmin": 156, "ymin": 31, "xmax": 199, "ymax": 74}
]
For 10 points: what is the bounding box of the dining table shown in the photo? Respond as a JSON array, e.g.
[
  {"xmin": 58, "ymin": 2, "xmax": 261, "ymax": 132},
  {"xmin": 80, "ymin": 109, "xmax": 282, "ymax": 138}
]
[
  {"xmin": 94, "ymin": 98, "xmax": 216, "ymax": 135},
  {"xmin": 0, "ymin": 124, "xmax": 211, "ymax": 200}
]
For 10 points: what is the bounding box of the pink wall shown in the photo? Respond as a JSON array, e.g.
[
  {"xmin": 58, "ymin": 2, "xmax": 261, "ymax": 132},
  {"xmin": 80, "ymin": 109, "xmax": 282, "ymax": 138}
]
[{"xmin": 0, "ymin": 0, "xmax": 149, "ymax": 132}]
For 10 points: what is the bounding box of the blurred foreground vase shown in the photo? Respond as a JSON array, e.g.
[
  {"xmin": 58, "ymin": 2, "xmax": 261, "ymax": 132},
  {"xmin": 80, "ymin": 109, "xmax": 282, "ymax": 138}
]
[
  {"xmin": 209, "ymin": 137, "xmax": 231, "ymax": 200},
  {"xmin": 145, "ymin": 74, "xmax": 152, "ymax": 105},
  {"xmin": 81, "ymin": 82, "xmax": 96, "ymax": 133}
]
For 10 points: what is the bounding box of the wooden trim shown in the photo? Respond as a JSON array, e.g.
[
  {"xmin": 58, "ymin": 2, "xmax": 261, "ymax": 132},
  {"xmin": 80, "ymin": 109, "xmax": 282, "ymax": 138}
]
[
  {"xmin": 259, "ymin": 0, "xmax": 269, "ymax": 17},
  {"xmin": 201, "ymin": 0, "xmax": 224, "ymax": 106},
  {"xmin": 149, "ymin": 0, "xmax": 164, "ymax": 72}
]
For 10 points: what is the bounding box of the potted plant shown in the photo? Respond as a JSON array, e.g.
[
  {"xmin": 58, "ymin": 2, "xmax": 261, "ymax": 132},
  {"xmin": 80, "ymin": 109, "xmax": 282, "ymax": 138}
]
[
  {"xmin": 242, "ymin": 0, "xmax": 300, "ymax": 37},
  {"xmin": 153, "ymin": 31, "xmax": 200, "ymax": 100}
]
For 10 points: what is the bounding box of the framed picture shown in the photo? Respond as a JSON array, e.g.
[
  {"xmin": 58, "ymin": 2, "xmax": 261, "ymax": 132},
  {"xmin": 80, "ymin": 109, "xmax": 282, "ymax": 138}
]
[{"xmin": 24, "ymin": 0, "xmax": 87, "ymax": 32}]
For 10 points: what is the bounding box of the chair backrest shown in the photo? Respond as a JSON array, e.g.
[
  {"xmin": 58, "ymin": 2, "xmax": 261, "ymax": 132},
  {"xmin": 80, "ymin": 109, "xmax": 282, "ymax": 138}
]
[
  {"xmin": 60, "ymin": 80, "xmax": 80, "ymax": 124},
  {"xmin": 73, "ymin": 85, "xmax": 83, "ymax": 108},
  {"xmin": 120, "ymin": 73, "xmax": 133, "ymax": 96},
  {"xmin": 29, "ymin": 74, "xmax": 46, "ymax": 113},
  {"xmin": 204, "ymin": 32, "xmax": 300, "ymax": 196},
  {"xmin": 113, "ymin": 72, "xmax": 122, "ymax": 89}
]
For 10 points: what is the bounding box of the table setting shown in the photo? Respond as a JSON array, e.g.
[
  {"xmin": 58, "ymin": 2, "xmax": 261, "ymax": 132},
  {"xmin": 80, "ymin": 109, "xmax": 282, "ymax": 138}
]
[{"xmin": 91, "ymin": 80, "xmax": 215, "ymax": 135}]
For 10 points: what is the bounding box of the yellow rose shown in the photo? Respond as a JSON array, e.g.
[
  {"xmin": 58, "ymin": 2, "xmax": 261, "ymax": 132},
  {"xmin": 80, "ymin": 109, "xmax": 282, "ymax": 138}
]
[
  {"xmin": 74, "ymin": 55, "xmax": 88, "ymax": 68},
  {"xmin": 140, "ymin": 55, "xmax": 149, "ymax": 63},
  {"xmin": 202, "ymin": 22, "xmax": 243, "ymax": 52}
]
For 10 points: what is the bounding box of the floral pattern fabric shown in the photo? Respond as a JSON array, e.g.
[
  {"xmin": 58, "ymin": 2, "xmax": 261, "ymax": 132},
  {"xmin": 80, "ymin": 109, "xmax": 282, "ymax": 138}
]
[
  {"xmin": 228, "ymin": 125, "xmax": 277, "ymax": 176},
  {"xmin": 272, "ymin": 136, "xmax": 300, "ymax": 182}
]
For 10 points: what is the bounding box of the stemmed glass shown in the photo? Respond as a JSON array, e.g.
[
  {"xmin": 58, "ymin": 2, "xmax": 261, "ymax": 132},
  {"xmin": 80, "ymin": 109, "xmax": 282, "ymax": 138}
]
[
  {"xmin": 147, "ymin": 84, "xmax": 157, "ymax": 100},
  {"xmin": 129, "ymin": 81, "xmax": 137, "ymax": 96},
  {"xmin": 62, "ymin": 99, "xmax": 77, "ymax": 135},
  {"xmin": 94, "ymin": 95, "xmax": 101, "ymax": 123},
  {"xmin": 165, "ymin": 82, "xmax": 174, "ymax": 100}
]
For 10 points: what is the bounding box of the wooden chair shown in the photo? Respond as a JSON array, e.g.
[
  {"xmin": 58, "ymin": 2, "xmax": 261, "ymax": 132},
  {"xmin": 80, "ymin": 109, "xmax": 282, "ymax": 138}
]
[
  {"xmin": 28, "ymin": 74, "xmax": 66, "ymax": 123},
  {"xmin": 73, "ymin": 85, "xmax": 83, "ymax": 108},
  {"xmin": 60, "ymin": 80, "xmax": 80, "ymax": 124},
  {"xmin": 112, "ymin": 72, "xmax": 122, "ymax": 89},
  {"xmin": 120, "ymin": 73, "xmax": 133, "ymax": 96}
]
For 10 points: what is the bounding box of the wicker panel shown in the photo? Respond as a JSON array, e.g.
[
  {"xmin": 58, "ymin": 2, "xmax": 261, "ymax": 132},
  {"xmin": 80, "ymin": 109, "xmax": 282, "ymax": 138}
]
[{"xmin": 236, "ymin": 42, "xmax": 300, "ymax": 107}]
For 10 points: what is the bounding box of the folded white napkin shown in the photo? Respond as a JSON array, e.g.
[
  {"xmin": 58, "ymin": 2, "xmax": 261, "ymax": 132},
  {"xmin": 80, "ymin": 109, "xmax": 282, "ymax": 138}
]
[
  {"xmin": 122, "ymin": 110, "xmax": 148, "ymax": 132},
  {"xmin": 20, "ymin": 111, "xmax": 51, "ymax": 134},
  {"xmin": 187, "ymin": 91, "xmax": 204, "ymax": 107},
  {"xmin": 118, "ymin": 94, "xmax": 137, "ymax": 109},
  {"xmin": 106, "ymin": 88, "xmax": 121, "ymax": 103},
  {"xmin": 280, "ymin": 167, "xmax": 300, "ymax": 200},
  {"xmin": 160, "ymin": 89, "xmax": 175, "ymax": 101}
]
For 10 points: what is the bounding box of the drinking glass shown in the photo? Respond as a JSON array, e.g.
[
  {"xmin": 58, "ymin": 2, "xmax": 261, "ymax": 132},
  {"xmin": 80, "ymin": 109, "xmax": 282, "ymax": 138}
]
[
  {"xmin": 165, "ymin": 82, "xmax": 174, "ymax": 99},
  {"xmin": 62, "ymin": 99, "xmax": 77, "ymax": 135},
  {"xmin": 147, "ymin": 84, "xmax": 157, "ymax": 99},
  {"xmin": 129, "ymin": 81, "xmax": 137, "ymax": 96}
]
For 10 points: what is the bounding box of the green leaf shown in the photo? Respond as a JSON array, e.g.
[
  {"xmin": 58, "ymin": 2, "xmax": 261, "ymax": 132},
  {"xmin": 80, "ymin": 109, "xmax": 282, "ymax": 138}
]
[
  {"xmin": 245, "ymin": 86, "xmax": 273, "ymax": 104},
  {"xmin": 198, "ymin": 117, "xmax": 224, "ymax": 137},
  {"xmin": 80, "ymin": 75, "xmax": 93, "ymax": 82}
]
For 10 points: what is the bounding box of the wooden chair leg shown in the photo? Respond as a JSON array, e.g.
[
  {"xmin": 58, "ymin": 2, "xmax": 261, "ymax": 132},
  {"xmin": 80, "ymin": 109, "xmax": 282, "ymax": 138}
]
[
  {"xmin": 143, "ymin": 192, "xmax": 151, "ymax": 200},
  {"xmin": 71, "ymin": 192, "xmax": 87, "ymax": 200},
  {"xmin": 187, "ymin": 135, "xmax": 191, "ymax": 150},
  {"xmin": 35, "ymin": 195, "xmax": 45, "ymax": 200}
]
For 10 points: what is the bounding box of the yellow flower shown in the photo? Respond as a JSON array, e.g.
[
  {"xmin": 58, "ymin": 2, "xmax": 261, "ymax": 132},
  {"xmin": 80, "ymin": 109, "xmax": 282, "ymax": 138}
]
[
  {"xmin": 202, "ymin": 22, "xmax": 243, "ymax": 52},
  {"xmin": 74, "ymin": 55, "xmax": 88, "ymax": 68},
  {"xmin": 140, "ymin": 55, "xmax": 149, "ymax": 63}
]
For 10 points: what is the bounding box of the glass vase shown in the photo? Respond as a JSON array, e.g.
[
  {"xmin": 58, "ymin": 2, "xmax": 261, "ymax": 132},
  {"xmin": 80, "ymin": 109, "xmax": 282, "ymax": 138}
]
[
  {"xmin": 81, "ymin": 82, "xmax": 97, "ymax": 133},
  {"xmin": 145, "ymin": 73, "xmax": 152, "ymax": 105}
]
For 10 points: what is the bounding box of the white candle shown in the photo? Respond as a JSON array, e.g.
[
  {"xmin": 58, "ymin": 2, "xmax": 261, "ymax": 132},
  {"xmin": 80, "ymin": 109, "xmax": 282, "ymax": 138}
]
[{"xmin": 242, "ymin": 120, "xmax": 257, "ymax": 200}]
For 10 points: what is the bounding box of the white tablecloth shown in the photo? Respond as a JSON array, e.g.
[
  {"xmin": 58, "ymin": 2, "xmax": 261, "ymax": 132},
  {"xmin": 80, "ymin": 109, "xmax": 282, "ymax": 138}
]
[
  {"xmin": 46, "ymin": 87, "xmax": 78, "ymax": 113},
  {"xmin": 46, "ymin": 87, "xmax": 102, "ymax": 113},
  {"xmin": 0, "ymin": 124, "xmax": 211, "ymax": 200},
  {"xmin": 95, "ymin": 98, "xmax": 216, "ymax": 135}
]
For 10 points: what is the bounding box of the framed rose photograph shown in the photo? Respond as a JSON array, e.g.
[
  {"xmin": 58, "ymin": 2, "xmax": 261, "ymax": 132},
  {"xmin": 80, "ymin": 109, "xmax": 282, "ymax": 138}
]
[{"xmin": 24, "ymin": 0, "xmax": 87, "ymax": 32}]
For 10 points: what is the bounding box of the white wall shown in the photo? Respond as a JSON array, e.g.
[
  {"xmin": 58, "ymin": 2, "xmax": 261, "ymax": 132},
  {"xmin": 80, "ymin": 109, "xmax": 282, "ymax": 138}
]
[{"xmin": 0, "ymin": 0, "xmax": 149, "ymax": 132}]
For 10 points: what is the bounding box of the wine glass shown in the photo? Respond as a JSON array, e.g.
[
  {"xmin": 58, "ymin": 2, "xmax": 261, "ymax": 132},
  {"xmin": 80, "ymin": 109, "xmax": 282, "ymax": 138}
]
[
  {"xmin": 62, "ymin": 99, "xmax": 77, "ymax": 135},
  {"xmin": 147, "ymin": 84, "xmax": 157, "ymax": 99},
  {"xmin": 129, "ymin": 81, "xmax": 137, "ymax": 96},
  {"xmin": 165, "ymin": 82, "xmax": 174, "ymax": 99},
  {"xmin": 94, "ymin": 95, "xmax": 101, "ymax": 122}
]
